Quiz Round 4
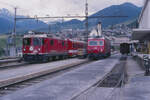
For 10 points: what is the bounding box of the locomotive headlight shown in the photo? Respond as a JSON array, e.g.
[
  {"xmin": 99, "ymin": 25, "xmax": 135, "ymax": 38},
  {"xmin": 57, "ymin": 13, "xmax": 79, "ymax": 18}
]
[
  {"xmin": 29, "ymin": 46, "xmax": 34, "ymax": 51},
  {"xmin": 24, "ymin": 48, "xmax": 26, "ymax": 51},
  {"xmin": 38, "ymin": 48, "xmax": 41, "ymax": 51}
]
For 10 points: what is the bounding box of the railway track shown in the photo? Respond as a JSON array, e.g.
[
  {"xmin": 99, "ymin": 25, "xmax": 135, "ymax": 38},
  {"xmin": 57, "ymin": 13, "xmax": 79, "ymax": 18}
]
[
  {"xmin": 0, "ymin": 58, "xmax": 22, "ymax": 67},
  {"xmin": 0, "ymin": 58, "xmax": 90, "ymax": 97},
  {"xmin": 0, "ymin": 57, "xmax": 75, "ymax": 69},
  {"xmin": 71, "ymin": 55, "xmax": 127, "ymax": 100},
  {"xmin": 0, "ymin": 53, "xmax": 119, "ymax": 97},
  {"xmin": 0, "ymin": 52, "xmax": 117, "ymax": 69},
  {"xmin": 0, "ymin": 57, "xmax": 20, "ymax": 60}
]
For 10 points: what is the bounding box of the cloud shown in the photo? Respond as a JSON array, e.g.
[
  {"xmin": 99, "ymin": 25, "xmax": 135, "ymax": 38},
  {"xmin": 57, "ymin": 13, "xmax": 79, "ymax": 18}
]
[{"xmin": 0, "ymin": 0, "xmax": 143, "ymax": 17}]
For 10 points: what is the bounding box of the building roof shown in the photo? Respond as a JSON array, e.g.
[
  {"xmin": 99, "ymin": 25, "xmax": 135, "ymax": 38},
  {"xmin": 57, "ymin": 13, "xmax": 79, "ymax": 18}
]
[
  {"xmin": 132, "ymin": 0, "xmax": 150, "ymax": 40},
  {"xmin": 132, "ymin": 29, "xmax": 150, "ymax": 40}
]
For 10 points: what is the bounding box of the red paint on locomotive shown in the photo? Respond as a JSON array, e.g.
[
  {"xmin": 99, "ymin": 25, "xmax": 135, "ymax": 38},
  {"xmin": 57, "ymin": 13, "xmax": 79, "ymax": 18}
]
[
  {"xmin": 22, "ymin": 34, "xmax": 68, "ymax": 62},
  {"xmin": 22, "ymin": 33, "xmax": 86, "ymax": 62},
  {"xmin": 87, "ymin": 37, "xmax": 111, "ymax": 59}
]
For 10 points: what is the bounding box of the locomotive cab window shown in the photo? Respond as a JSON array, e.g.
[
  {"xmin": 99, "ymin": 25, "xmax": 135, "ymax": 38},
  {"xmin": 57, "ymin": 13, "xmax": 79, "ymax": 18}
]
[
  {"xmin": 33, "ymin": 38, "xmax": 42, "ymax": 46},
  {"xmin": 99, "ymin": 41, "xmax": 104, "ymax": 46},
  {"xmin": 42, "ymin": 38, "xmax": 45, "ymax": 45},
  {"xmin": 89, "ymin": 41, "xmax": 98, "ymax": 46},
  {"xmin": 23, "ymin": 38, "xmax": 31, "ymax": 46}
]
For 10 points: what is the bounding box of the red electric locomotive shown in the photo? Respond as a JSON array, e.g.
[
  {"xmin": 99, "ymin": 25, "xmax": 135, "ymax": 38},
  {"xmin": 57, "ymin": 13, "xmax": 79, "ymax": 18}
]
[
  {"xmin": 23, "ymin": 33, "xmax": 68, "ymax": 62},
  {"xmin": 22, "ymin": 32, "xmax": 86, "ymax": 62},
  {"xmin": 87, "ymin": 37, "xmax": 111, "ymax": 59}
]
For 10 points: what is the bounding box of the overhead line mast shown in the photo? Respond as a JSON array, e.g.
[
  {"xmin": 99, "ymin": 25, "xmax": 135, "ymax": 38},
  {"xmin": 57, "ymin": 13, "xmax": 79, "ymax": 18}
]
[
  {"xmin": 13, "ymin": 7, "xmax": 17, "ymax": 56},
  {"xmin": 85, "ymin": 0, "xmax": 89, "ymax": 42}
]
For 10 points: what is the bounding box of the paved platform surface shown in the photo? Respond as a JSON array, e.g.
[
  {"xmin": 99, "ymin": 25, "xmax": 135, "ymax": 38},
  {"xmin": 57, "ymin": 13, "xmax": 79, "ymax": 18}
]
[
  {"xmin": 126, "ymin": 57, "xmax": 144, "ymax": 81},
  {"xmin": 123, "ymin": 76, "xmax": 150, "ymax": 100},
  {"xmin": 0, "ymin": 55, "xmax": 120, "ymax": 100},
  {"xmin": 75, "ymin": 56, "xmax": 149, "ymax": 100},
  {"xmin": 123, "ymin": 57, "xmax": 150, "ymax": 100}
]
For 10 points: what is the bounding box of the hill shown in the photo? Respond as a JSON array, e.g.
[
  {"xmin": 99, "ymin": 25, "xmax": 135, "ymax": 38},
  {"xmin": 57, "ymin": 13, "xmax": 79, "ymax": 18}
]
[
  {"xmin": 87, "ymin": 2, "xmax": 141, "ymax": 28},
  {"xmin": 0, "ymin": 8, "xmax": 48, "ymax": 34},
  {"xmin": 53, "ymin": 2, "xmax": 141, "ymax": 31},
  {"xmin": 0, "ymin": 2, "xmax": 142, "ymax": 34}
]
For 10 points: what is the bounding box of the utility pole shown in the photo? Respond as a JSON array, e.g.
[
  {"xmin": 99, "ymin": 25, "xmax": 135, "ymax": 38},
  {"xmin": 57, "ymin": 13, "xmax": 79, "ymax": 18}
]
[
  {"xmin": 12, "ymin": 7, "xmax": 17, "ymax": 57},
  {"xmin": 48, "ymin": 24, "xmax": 51, "ymax": 33},
  {"xmin": 85, "ymin": 0, "xmax": 88, "ymax": 42},
  {"xmin": 13, "ymin": 7, "xmax": 17, "ymax": 35}
]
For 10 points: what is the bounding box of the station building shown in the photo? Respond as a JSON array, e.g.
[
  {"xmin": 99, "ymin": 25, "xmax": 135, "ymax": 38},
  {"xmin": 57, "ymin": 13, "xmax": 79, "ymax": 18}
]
[{"xmin": 132, "ymin": 0, "xmax": 150, "ymax": 54}]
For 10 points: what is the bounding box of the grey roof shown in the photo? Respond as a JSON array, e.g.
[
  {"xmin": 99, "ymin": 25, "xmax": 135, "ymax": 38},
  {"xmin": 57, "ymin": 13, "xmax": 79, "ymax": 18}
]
[{"xmin": 132, "ymin": 28, "xmax": 150, "ymax": 40}]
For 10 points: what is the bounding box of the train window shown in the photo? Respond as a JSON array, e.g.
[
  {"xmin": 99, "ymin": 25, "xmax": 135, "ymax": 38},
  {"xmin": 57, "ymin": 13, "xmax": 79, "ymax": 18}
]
[
  {"xmin": 62, "ymin": 41, "xmax": 65, "ymax": 46},
  {"xmin": 33, "ymin": 38, "xmax": 42, "ymax": 46},
  {"xmin": 99, "ymin": 41, "xmax": 104, "ymax": 46},
  {"xmin": 23, "ymin": 38, "xmax": 31, "ymax": 46},
  {"xmin": 50, "ymin": 40, "xmax": 54, "ymax": 46},
  {"xmin": 42, "ymin": 38, "xmax": 45, "ymax": 45},
  {"xmin": 89, "ymin": 41, "xmax": 98, "ymax": 46}
]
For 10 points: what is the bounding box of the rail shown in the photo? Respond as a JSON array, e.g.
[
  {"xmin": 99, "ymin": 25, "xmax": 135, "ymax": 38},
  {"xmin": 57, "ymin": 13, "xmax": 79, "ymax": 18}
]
[
  {"xmin": 104, "ymin": 72, "xmax": 125, "ymax": 100},
  {"xmin": 0, "ymin": 59, "xmax": 88, "ymax": 88},
  {"xmin": 0, "ymin": 58, "xmax": 20, "ymax": 65},
  {"xmin": 71, "ymin": 56, "xmax": 126, "ymax": 100}
]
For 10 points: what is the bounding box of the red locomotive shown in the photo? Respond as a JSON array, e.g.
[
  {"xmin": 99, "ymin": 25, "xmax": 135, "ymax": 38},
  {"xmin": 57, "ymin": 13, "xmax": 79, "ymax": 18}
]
[
  {"xmin": 22, "ymin": 32, "xmax": 86, "ymax": 62},
  {"xmin": 87, "ymin": 37, "xmax": 111, "ymax": 59}
]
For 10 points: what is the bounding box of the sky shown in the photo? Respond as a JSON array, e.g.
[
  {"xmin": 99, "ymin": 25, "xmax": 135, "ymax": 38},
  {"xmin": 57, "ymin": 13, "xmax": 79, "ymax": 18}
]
[{"xmin": 0, "ymin": 0, "xmax": 144, "ymax": 19}]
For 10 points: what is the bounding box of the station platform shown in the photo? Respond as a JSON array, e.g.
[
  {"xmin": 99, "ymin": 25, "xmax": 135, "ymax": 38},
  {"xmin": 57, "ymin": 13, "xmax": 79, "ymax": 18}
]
[
  {"xmin": 123, "ymin": 57, "xmax": 150, "ymax": 100},
  {"xmin": 123, "ymin": 75, "xmax": 150, "ymax": 100},
  {"xmin": 0, "ymin": 55, "xmax": 120, "ymax": 100},
  {"xmin": 72, "ymin": 56, "xmax": 150, "ymax": 100}
]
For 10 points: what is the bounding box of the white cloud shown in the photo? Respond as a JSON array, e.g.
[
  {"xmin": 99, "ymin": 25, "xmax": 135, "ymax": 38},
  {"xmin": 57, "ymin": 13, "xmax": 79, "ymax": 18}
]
[{"xmin": 0, "ymin": 0, "xmax": 144, "ymax": 17}]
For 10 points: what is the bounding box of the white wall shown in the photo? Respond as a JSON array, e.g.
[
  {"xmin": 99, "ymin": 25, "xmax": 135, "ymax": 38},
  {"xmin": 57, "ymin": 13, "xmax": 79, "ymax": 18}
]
[{"xmin": 139, "ymin": 0, "xmax": 150, "ymax": 28}]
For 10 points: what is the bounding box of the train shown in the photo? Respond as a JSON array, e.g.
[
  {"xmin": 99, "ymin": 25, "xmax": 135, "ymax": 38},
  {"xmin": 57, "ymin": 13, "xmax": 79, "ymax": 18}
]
[
  {"xmin": 87, "ymin": 37, "xmax": 111, "ymax": 60},
  {"xmin": 22, "ymin": 32, "xmax": 86, "ymax": 62},
  {"xmin": 120, "ymin": 43, "xmax": 130, "ymax": 55}
]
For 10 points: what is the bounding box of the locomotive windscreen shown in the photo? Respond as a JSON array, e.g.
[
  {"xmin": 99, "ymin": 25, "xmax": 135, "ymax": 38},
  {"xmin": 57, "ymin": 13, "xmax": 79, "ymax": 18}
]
[
  {"xmin": 23, "ymin": 38, "xmax": 31, "ymax": 46},
  {"xmin": 33, "ymin": 38, "xmax": 43, "ymax": 46},
  {"xmin": 89, "ymin": 40, "xmax": 104, "ymax": 46},
  {"xmin": 89, "ymin": 41, "xmax": 98, "ymax": 46},
  {"xmin": 99, "ymin": 41, "xmax": 104, "ymax": 46},
  {"xmin": 23, "ymin": 38, "xmax": 44, "ymax": 46}
]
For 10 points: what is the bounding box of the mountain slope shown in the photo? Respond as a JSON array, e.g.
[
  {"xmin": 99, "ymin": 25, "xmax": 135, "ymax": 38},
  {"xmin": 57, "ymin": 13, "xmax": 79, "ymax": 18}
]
[
  {"xmin": 52, "ymin": 2, "xmax": 142, "ymax": 30},
  {"xmin": 0, "ymin": 17, "xmax": 13, "ymax": 33},
  {"xmin": 0, "ymin": 2, "xmax": 142, "ymax": 34},
  {"xmin": 87, "ymin": 2, "xmax": 141, "ymax": 27},
  {"xmin": 0, "ymin": 8, "xmax": 48, "ymax": 34}
]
